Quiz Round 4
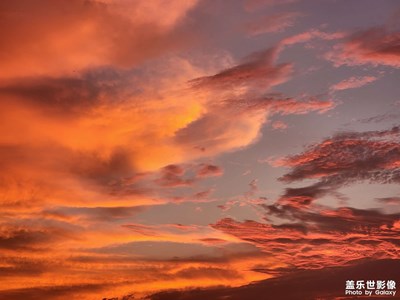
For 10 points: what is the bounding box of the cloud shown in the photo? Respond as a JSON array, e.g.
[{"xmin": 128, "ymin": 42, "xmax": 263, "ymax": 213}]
[
  {"xmin": 244, "ymin": 0, "xmax": 298, "ymax": 12},
  {"xmin": 0, "ymin": 0, "xmax": 199, "ymax": 79},
  {"xmin": 0, "ymin": 42, "xmax": 336, "ymax": 297},
  {"xmin": 0, "ymin": 216, "xmax": 268, "ymax": 298},
  {"xmin": 356, "ymin": 112, "xmax": 400, "ymax": 124},
  {"xmin": 192, "ymin": 189, "xmax": 214, "ymax": 200},
  {"xmin": 330, "ymin": 75, "xmax": 379, "ymax": 91},
  {"xmin": 326, "ymin": 27, "xmax": 400, "ymax": 68},
  {"xmin": 245, "ymin": 12, "xmax": 303, "ymax": 36},
  {"xmin": 207, "ymin": 126, "xmax": 400, "ymax": 276},
  {"xmin": 0, "ymin": 59, "xmax": 212, "ymax": 211},
  {"xmin": 375, "ymin": 197, "xmax": 400, "ymax": 205},
  {"xmin": 274, "ymin": 126, "xmax": 400, "ymax": 185},
  {"xmin": 175, "ymin": 93, "xmax": 334, "ymax": 158},
  {"xmin": 155, "ymin": 164, "xmax": 194, "ymax": 187},
  {"xmin": 271, "ymin": 120, "xmax": 288, "ymax": 130},
  {"xmin": 277, "ymin": 183, "xmax": 331, "ymax": 208},
  {"xmin": 231, "ymin": 95, "xmax": 335, "ymax": 116},
  {"xmin": 173, "ymin": 267, "xmax": 242, "ymax": 280},
  {"xmin": 267, "ymin": 96, "xmax": 335, "ymax": 115},
  {"xmin": 174, "ymin": 108, "xmax": 268, "ymax": 157},
  {"xmin": 189, "ymin": 47, "xmax": 292, "ymax": 91},
  {"xmin": 197, "ymin": 238, "xmax": 227, "ymax": 245},
  {"xmin": 279, "ymin": 29, "xmax": 346, "ymax": 49},
  {"xmin": 211, "ymin": 205, "xmax": 400, "ymax": 272},
  {"xmin": 121, "ymin": 222, "xmax": 204, "ymax": 238},
  {"xmin": 263, "ymin": 126, "xmax": 400, "ymax": 210},
  {"xmin": 195, "ymin": 164, "xmax": 223, "ymax": 178},
  {"xmin": 265, "ymin": 204, "xmax": 400, "ymax": 235},
  {"xmin": 0, "ymin": 39, "xmax": 333, "ymax": 212},
  {"xmin": 85, "ymin": 240, "xmax": 270, "ymax": 299},
  {"xmin": 154, "ymin": 163, "xmax": 223, "ymax": 187},
  {"xmin": 146, "ymin": 259, "xmax": 400, "ymax": 300},
  {"xmin": 44, "ymin": 206, "xmax": 146, "ymax": 222},
  {"xmin": 245, "ymin": 179, "xmax": 259, "ymax": 198},
  {"xmin": 120, "ymin": 224, "xmax": 162, "ymax": 237},
  {"xmin": 0, "ymin": 283, "xmax": 110, "ymax": 300},
  {"xmin": 0, "ymin": 3, "xmax": 370, "ymax": 298},
  {"xmin": 0, "ymin": 229, "xmax": 59, "ymax": 251}
]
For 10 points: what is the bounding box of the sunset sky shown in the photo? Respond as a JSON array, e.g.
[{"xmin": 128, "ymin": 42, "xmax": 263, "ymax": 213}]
[{"xmin": 0, "ymin": 0, "xmax": 399, "ymax": 299}]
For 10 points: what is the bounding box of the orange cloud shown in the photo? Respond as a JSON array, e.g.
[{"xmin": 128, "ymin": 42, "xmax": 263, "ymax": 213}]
[
  {"xmin": 0, "ymin": 0, "xmax": 198, "ymax": 79},
  {"xmin": 143, "ymin": 259, "xmax": 400, "ymax": 300},
  {"xmin": 0, "ymin": 3, "xmax": 347, "ymax": 298},
  {"xmin": 0, "ymin": 59, "xmax": 212, "ymax": 210}
]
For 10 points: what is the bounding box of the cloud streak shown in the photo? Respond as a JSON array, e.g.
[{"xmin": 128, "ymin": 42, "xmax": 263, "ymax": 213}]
[
  {"xmin": 245, "ymin": 12, "xmax": 303, "ymax": 36},
  {"xmin": 326, "ymin": 27, "xmax": 400, "ymax": 68},
  {"xmin": 146, "ymin": 259, "xmax": 400, "ymax": 300},
  {"xmin": 330, "ymin": 75, "xmax": 379, "ymax": 91}
]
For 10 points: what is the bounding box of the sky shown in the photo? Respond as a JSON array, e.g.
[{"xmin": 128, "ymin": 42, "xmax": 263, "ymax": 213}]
[{"xmin": 0, "ymin": 0, "xmax": 399, "ymax": 299}]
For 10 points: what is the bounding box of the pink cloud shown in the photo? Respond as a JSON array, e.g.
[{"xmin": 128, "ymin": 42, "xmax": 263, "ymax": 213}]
[
  {"xmin": 190, "ymin": 47, "xmax": 292, "ymax": 91},
  {"xmin": 277, "ymin": 126, "xmax": 400, "ymax": 184},
  {"xmin": 269, "ymin": 97, "xmax": 335, "ymax": 115},
  {"xmin": 271, "ymin": 120, "xmax": 288, "ymax": 130},
  {"xmin": 330, "ymin": 76, "xmax": 379, "ymax": 91},
  {"xmin": 212, "ymin": 204, "xmax": 400, "ymax": 272},
  {"xmin": 326, "ymin": 27, "xmax": 400, "ymax": 68},
  {"xmin": 245, "ymin": 12, "xmax": 302, "ymax": 36},
  {"xmin": 279, "ymin": 29, "xmax": 346, "ymax": 48}
]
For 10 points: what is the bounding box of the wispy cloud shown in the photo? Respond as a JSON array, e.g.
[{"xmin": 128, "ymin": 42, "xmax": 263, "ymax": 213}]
[
  {"xmin": 276, "ymin": 126, "xmax": 400, "ymax": 185},
  {"xmin": 189, "ymin": 47, "xmax": 292, "ymax": 91},
  {"xmin": 326, "ymin": 27, "xmax": 400, "ymax": 68},
  {"xmin": 245, "ymin": 12, "xmax": 303, "ymax": 36},
  {"xmin": 330, "ymin": 75, "xmax": 379, "ymax": 91},
  {"xmin": 271, "ymin": 120, "xmax": 288, "ymax": 130}
]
